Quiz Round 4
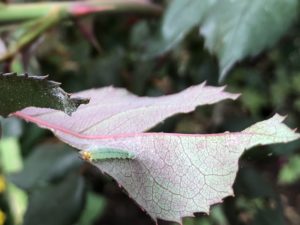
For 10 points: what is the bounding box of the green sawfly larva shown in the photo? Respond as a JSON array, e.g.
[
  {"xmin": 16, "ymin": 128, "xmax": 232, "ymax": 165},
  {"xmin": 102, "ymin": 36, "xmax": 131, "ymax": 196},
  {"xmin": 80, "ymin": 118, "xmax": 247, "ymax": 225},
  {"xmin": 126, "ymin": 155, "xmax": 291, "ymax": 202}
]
[{"xmin": 80, "ymin": 148, "xmax": 135, "ymax": 162}]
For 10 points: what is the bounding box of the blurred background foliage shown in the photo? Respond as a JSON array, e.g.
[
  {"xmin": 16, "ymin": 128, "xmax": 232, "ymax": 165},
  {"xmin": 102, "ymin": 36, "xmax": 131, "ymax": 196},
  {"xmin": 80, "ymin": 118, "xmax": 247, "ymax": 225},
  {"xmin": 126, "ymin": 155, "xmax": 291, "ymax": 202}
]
[{"xmin": 0, "ymin": 0, "xmax": 300, "ymax": 225}]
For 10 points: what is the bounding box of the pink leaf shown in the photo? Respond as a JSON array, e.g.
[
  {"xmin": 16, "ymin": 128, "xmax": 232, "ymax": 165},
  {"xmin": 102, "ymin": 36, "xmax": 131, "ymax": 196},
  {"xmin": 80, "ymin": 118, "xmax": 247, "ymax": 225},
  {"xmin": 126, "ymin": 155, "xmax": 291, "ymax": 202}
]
[
  {"xmin": 13, "ymin": 84, "xmax": 299, "ymax": 224},
  {"xmin": 15, "ymin": 82, "xmax": 239, "ymax": 135}
]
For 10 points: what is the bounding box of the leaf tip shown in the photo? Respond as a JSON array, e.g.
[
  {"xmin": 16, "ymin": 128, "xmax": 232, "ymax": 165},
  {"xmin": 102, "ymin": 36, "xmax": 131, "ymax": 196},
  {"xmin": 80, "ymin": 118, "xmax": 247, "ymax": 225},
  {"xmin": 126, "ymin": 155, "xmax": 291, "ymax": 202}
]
[
  {"xmin": 229, "ymin": 92, "xmax": 241, "ymax": 100},
  {"xmin": 273, "ymin": 113, "xmax": 290, "ymax": 123},
  {"xmin": 243, "ymin": 114, "xmax": 300, "ymax": 149},
  {"xmin": 218, "ymin": 62, "xmax": 234, "ymax": 84},
  {"xmin": 200, "ymin": 81, "xmax": 207, "ymax": 86}
]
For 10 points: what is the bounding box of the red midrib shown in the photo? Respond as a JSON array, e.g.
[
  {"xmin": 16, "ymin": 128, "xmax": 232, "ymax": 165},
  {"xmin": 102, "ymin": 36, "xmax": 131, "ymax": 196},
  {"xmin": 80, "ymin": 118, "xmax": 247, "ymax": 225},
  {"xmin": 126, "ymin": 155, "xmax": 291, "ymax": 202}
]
[{"xmin": 13, "ymin": 111, "xmax": 265, "ymax": 140}]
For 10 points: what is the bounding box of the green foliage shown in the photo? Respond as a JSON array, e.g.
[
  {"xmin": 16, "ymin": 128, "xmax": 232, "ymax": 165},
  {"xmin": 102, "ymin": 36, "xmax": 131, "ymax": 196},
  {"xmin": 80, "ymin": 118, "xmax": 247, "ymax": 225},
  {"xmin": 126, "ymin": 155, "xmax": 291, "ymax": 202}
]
[
  {"xmin": 10, "ymin": 144, "xmax": 82, "ymax": 191},
  {"xmin": 23, "ymin": 173, "xmax": 85, "ymax": 225},
  {"xmin": 0, "ymin": 0, "xmax": 160, "ymax": 62},
  {"xmin": 200, "ymin": 0, "xmax": 298, "ymax": 81},
  {"xmin": 9, "ymin": 144, "xmax": 87, "ymax": 225},
  {"xmin": 160, "ymin": 0, "xmax": 298, "ymax": 81}
]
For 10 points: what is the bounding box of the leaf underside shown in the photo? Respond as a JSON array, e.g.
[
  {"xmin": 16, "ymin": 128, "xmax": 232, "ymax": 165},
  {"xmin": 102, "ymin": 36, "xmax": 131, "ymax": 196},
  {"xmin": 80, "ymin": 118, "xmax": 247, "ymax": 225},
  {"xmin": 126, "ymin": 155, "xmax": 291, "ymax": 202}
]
[
  {"xmin": 0, "ymin": 73, "xmax": 89, "ymax": 117},
  {"xmin": 13, "ymin": 84, "xmax": 299, "ymax": 223}
]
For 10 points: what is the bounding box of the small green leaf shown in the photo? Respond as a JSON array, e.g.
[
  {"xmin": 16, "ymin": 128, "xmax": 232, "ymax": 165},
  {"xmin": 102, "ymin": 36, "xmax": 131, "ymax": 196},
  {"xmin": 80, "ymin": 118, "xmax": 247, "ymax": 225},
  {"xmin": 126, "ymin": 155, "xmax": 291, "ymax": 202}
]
[{"xmin": 0, "ymin": 73, "xmax": 89, "ymax": 117}]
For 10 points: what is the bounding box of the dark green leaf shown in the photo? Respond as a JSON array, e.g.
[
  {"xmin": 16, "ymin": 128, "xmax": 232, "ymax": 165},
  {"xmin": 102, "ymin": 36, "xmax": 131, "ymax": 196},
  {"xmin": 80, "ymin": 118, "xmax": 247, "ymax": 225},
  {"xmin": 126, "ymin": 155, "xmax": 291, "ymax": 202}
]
[
  {"xmin": 23, "ymin": 173, "xmax": 85, "ymax": 225},
  {"xmin": 0, "ymin": 73, "xmax": 89, "ymax": 117},
  {"xmin": 10, "ymin": 143, "xmax": 82, "ymax": 191},
  {"xmin": 233, "ymin": 168, "xmax": 285, "ymax": 225}
]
